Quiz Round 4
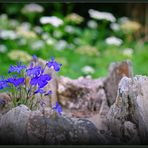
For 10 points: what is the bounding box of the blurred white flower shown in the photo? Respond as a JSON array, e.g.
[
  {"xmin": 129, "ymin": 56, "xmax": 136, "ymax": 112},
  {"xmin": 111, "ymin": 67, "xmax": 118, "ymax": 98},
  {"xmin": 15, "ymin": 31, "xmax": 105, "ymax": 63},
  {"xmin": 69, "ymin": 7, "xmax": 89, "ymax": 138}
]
[
  {"xmin": 54, "ymin": 40, "xmax": 68, "ymax": 51},
  {"xmin": 17, "ymin": 29, "xmax": 37, "ymax": 39},
  {"xmin": 42, "ymin": 33, "xmax": 50, "ymax": 40},
  {"xmin": 16, "ymin": 22, "xmax": 38, "ymax": 39},
  {"xmin": 65, "ymin": 25, "xmax": 75, "ymax": 34},
  {"xmin": 18, "ymin": 38, "xmax": 27, "ymax": 45},
  {"xmin": 110, "ymin": 23, "xmax": 120, "ymax": 31},
  {"xmin": 21, "ymin": 3, "xmax": 44, "ymax": 13},
  {"xmin": 76, "ymin": 45, "xmax": 99, "ymax": 56},
  {"xmin": 118, "ymin": 17, "xmax": 129, "ymax": 24},
  {"xmin": 8, "ymin": 50, "xmax": 32, "ymax": 62},
  {"xmin": 40, "ymin": 16, "xmax": 64, "ymax": 27},
  {"xmin": 0, "ymin": 30, "xmax": 17, "ymax": 40},
  {"xmin": 34, "ymin": 26, "xmax": 43, "ymax": 34},
  {"xmin": 0, "ymin": 45, "xmax": 7, "ymax": 53},
  {"xmin": 105, "ymin": 36, "xmax": 123, "ymax": 46},
  {"xmin": 0, "ymin": 14, "xmax": 8, "ymax": 20},
  {"xmin": 9, "ymin": 20, "xmax": 19, "ymax": 28},
  {"xmin": 20, "ymin": 22, "xmax": 31, "ymax": 31},
  {"xmin": 88, "ymin": 9, "xmax": 116, "ymax": 22},
  {"xmin": 31, "ymin": 40, "xmax": 45, "ymax": 50},
  {"xmin": 123, "ymin": 48, "xmax": 133, "ymax": 57},
  {"xmin": 65, "ymin": 13, "xmax": 84, "ymax": 24},
  {"xmin": 46, "ymin": 38, "xmax": 55, "ymax": 45},
  {"xmin": 53, "ymin": 30, "xmax": 62, "ymax": 38},
  {"xmin": 81, "ymin": 66, "xmax": 95, "ymax": 75},
  {"xmin": 120, "ymin": 20, "xmax": 141, "ymax": 33},
  {"xmin": 87, "ymin": 20, "xmax": 98, "ymax": 29}
]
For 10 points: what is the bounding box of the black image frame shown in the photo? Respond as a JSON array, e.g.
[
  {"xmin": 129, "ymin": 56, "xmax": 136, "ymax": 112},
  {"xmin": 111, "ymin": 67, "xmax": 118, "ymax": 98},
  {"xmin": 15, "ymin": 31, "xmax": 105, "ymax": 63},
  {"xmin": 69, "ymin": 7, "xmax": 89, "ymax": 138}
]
[{"xmin": 0, "ymin": 0, "xmax": 148, "ymax": 147}]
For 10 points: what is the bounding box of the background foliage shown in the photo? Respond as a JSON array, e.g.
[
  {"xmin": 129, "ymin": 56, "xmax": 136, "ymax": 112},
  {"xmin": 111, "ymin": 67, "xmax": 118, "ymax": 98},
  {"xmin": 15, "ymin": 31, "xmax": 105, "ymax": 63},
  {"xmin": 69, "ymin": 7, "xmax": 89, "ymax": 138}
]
[{"xmin": 0, "ymin": 3, "xmax": 148, "ymax": 79}]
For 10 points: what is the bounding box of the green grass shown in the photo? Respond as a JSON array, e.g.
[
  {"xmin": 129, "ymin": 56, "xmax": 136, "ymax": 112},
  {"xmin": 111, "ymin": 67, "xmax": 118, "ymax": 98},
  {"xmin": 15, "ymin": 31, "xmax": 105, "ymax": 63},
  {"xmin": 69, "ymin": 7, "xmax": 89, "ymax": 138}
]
[{"xmin": 1, "ymin": 40, "xmax": 147, "ymax": 79}]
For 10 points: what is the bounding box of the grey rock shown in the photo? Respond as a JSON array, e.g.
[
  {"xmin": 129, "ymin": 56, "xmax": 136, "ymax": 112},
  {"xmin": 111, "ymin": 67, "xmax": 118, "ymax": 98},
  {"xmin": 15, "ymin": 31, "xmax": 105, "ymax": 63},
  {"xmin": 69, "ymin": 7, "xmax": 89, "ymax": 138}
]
[
  {"xmin": 0, "ymin": 105, "xmax": 31, "ymax": 144},
  {"xmin": 123, "ymin": 121, "xmax": 140, "ymax": 144},
  {"xmin": 0, "ymin": 93, "xmax": 12, "ymax": 115},
  {"xmin": 104, "ymin": 60, "xmax": 133, "ymax": 106},
  {"xmin": 58, "ymin": 76, "xmax": 107, "ymax": 117},
  {"xmin": 0, "ymin": 105, "xmax": 106, "ymax": 144},
  {"xmin": 27, "ymin": 107, "xmax": 106, "ymax": 144},
  {"xmin": 107, "ymin": 76, "xmax": 148, "ymax": 144}
]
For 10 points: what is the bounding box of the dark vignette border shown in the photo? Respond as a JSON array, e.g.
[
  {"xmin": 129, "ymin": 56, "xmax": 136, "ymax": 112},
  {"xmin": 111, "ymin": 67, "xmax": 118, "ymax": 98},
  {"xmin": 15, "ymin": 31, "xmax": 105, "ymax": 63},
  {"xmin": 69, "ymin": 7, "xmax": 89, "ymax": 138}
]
[
  {"xmin": 1, "ymin": 145, "xmax": 148, "ymax": 148},
  {"xmin": 0, "ymin": 0, "xmax": 148, "ymax": 148},
  {"xmin": 0, "ymin": 0, "xmax": 148, "ymax": 3}
]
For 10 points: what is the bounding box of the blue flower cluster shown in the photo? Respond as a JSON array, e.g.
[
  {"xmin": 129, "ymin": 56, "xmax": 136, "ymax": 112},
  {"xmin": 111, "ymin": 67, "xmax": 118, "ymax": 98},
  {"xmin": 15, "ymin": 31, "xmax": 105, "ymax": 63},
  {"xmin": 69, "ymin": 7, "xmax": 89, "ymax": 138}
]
[
  {"xmin": 0, "ymin": 56, "xmax": 62, "ymax": 115},
  {"xmin": 0, "ymin": 76, "xmax": 9, "ymax": 90},
  {"xmin": 8, "ymin": 62, "xmax": 27, "ymax": 74},
  {"xmin": 52, "ymin": 102, "xmax": 62, "ymax": 115}
]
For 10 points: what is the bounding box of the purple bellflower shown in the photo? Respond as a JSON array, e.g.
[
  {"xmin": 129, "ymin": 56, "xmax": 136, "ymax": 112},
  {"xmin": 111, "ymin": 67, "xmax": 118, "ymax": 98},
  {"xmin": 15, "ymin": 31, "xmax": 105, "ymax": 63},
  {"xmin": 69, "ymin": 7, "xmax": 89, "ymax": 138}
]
[
  {"xmin": 0, "ymin": 77, "xmax": 9, "ymax": 90},
  {"xmin": 34, "ymin": 88, "xmax": 52, "ymax": 96},
  {"xmin": 44, "ymin": 90, "xmax": 52, "ymax": 96},
  {"xmin": 0, "ymin": 55, "xmax": 62, "ymax": 110},
  {"xmin": 34, "ymin": 88, "xmax": 45, "ymax": 94},
  {"xmin": 30, "ymin": 74, "xmax": 51, "ymax": 88},
  {"xmin": 7, "ymin": 77, "xmax": 25, "ymax": 87},
  {"xmin": 8, "ymin": 62, "xmax": 26, "ymax": 74},
  {"xmin": 26, "ymin": 66, "xmax": 43, "ymax": 77},
  {"xmin": 52, "ymin": 102, "xmax": 62, "ymax": 115},
  {"xmin": 32, "ymin": 55, "xmax": 37, "ymax": 61},
  {"xmin": 47, "ymin": 57, "xmax": 62, "ymax": 72}
]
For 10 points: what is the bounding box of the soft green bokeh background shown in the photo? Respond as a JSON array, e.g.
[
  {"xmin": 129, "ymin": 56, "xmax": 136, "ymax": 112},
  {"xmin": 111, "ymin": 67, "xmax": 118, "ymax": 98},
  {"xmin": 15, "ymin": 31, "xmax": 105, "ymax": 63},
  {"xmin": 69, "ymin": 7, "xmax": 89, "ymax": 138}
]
[{"xmin": 0, "ymin": 3, "xmax": 148, "ymax": 79}]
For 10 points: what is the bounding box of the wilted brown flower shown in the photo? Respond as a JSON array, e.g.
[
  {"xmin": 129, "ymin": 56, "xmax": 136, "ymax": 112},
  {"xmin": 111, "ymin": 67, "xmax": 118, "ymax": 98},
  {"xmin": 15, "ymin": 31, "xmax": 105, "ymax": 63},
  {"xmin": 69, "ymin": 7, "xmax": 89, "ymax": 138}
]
[
  {"xmin": 120, "ymin": 20, "xmax": 141, "ymax": 33},
  {"xmin": 76, "ymin": 45, "xmax": 99, "ymax": 56},
  {"xmin": 8, "ymin": 50, "xmax": 32, "ymax": 62},
  {"xmin": 65, "ymin": 13, "xmax": 84, "ymax": 24}
]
